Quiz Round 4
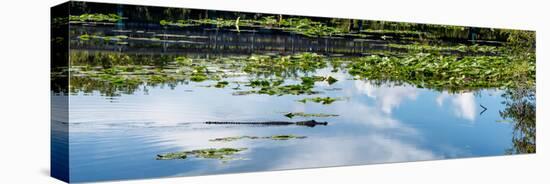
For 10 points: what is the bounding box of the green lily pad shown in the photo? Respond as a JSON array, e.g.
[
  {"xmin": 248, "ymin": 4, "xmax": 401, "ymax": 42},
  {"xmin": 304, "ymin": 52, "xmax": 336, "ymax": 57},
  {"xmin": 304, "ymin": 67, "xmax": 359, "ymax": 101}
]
[
  {"xmin": 156, "ymin": 148, "xmax": 248, "ymax": 161},
  {"xmin": 284, "ymin": 112, "xmax": 339, "ymax": 118},
  {"xmin": 298, "ymin": 97, "xmax": 342, "ymax": 105}
]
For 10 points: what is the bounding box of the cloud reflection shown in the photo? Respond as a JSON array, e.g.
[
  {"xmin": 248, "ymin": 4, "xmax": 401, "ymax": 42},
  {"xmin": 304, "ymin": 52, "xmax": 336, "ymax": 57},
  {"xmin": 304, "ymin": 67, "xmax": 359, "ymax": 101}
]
[
  {"xmin": 267, "ymin": 135, "xmax": 441, "ymax": 170},
  {"xmin": 436, "ymin": 92, "xmax": 477, "ymax": 121},
  {"xmin": 354, "ymin": 81, "xmax": 418, "ymax": 114}
]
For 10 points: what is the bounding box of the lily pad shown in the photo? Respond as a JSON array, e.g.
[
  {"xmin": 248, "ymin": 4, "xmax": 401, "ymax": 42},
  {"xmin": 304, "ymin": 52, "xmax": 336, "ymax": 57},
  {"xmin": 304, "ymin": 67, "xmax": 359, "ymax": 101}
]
[
  {"xmin": 156, "ymin": 148, "xmax": 247, "ymax": 161},
  {"xmin": 297, "ymin": 97, "xmax": 342, "ymax": 105},
  {"xmin": 284, "ymin": 112, "xmax": 339, "ymax": 118},
  {"xmin": 214, "ymin": 81, "xmax": 229, "ymax": 88},
  {"xmin": 326, "ymin": 76, "xmax": 338, "ymax": 85}
]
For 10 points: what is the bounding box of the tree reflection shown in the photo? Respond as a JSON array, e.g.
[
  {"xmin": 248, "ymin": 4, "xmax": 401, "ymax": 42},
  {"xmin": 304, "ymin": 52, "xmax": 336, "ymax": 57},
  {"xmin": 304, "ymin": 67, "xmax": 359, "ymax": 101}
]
[{"xmin": 500, "ymin": 84, "xmax": 536, "ymax": 154}]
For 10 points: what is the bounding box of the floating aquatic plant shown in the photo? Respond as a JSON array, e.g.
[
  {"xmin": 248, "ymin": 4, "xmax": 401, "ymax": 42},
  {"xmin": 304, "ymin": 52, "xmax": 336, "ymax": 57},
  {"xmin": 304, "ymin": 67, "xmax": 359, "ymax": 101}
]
[
  {"xmin": 297, "ymin": 97, "xmax": 342, "ymax": 105},
  {"xmin": 148, "ymin": 75, "xmax": 175, "ymax": 84},
  {"xmin": 78, "ymin": 34, "xmax": 128, "ymax": 43},
  {"xmin": 214, "ymin": 81, "xmax": 229, "ymax": 88},
  {"xmin": 347, "ymin": 53, "xmax": 535, "ymax": 92},
  {"xmin": 257, "ymin": 84, "xmax": 318, "ymax": 96},
  {"xmin": 243, "ymin": 53, "xmax": 327, "ymax": 76},
  {"xmin": 156, "ymin": 148, "xmax": 248, "ymax": 162},
  {"xmin": 209, "ymin": 135, "xmax": 307, "ymax": 142},
  {"xmin": 156, "ymin": 152, "xmax": 187, "ymax": 160},
  {"xmin": 284, "ymin": 112, "xmax": 339, "ymax": 118},
  {"xmin": 233, "ymin": 77, "xmax": 320, "ymax": 96},
  {"xmin": 70, "ymin": 13, "xmax": 122, "ymax": 22},
  {"xmin": 190, "ymin": 73, "xmax": 208, "ymax": 82},
  {"xmin": 175, "ymin": 56, "xmax": 193, "ymax": 66},
  {"xmin": 387, "ymin": 43, "xmax": 500, "ymax": 54},
  {"xmin": 300, "ymin": 76, "xmax": 326, "ymax": 86},
  {"xmin": 326, "ymin": 76, "xmax": 338, "ymax": 85}
]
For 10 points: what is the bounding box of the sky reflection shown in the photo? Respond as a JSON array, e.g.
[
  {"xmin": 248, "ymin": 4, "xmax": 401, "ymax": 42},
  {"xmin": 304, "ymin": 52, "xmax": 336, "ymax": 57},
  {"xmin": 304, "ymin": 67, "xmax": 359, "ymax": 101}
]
[{"xmin": 67, "ymin": 72, "xmax": 513, "ymax": 182}]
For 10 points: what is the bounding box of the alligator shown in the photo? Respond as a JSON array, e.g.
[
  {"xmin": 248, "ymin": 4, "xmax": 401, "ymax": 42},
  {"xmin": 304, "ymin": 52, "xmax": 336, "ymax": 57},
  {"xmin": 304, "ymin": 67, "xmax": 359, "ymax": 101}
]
[{"xmin": 205, "ymin": 120, "xmax": 328, "ymax": 127}]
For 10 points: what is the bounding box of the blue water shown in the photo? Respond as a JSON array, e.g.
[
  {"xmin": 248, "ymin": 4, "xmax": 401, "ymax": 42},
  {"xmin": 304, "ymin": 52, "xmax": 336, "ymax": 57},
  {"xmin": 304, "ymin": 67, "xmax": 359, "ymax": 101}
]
[{"xmin": 64, "ymin": 68, "xmax": 514, "ymax": 182}]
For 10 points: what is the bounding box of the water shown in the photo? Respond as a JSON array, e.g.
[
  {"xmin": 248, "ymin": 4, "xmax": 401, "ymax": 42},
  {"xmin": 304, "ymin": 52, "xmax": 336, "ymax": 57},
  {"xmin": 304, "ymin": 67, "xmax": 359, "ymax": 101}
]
[
  {"xmin": 54, "ymin": 15, "xmax": 532, "ymax": 183},
  {"xmin": 65, "ymin": 67, "xmax": 514, "ymax": 182}
]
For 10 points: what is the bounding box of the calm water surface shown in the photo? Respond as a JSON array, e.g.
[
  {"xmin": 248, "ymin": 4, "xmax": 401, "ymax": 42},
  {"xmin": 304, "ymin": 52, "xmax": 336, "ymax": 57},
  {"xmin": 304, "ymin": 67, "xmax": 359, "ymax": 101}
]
[{"xmin": 66, "ymin": 68, "xmax": 513, "ymax": 182}]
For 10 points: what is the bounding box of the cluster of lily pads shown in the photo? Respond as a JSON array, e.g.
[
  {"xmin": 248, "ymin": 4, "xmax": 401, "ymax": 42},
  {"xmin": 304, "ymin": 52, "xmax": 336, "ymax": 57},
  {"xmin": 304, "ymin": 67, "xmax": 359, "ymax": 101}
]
[
  {"xmin": 346, "ymin": 52, "xmax": 535, "ymax": 92},
  {"xmin": 69, "ymin": 51, "xmax": 346, "ymax": 96},
  {"xmin": 77, "ymin": 33, "xmax": 174, "ymax": 45},
  {"xmin": 78, "ymin": 34, "xmax": 129, "ymax": 45},
  {"xmin": 156, "ymin": 148, "xmax": 247, "ymax": 161},
  {"xmin": 297, "ymin": 97, "xmax": 344, "ymax": 105},
  {"xmin": 243, "ymin": 52, "xmax": 327, "ymax": 75},
  {"xmin": 387, "ymin": 43, "xmax": 501, "ymax": 54},
  {"xmin": 156, "ymin": 134, "xmax": 308, "ymax": 162},
  {"xmin": 69, "ymin": 13, "xmax": 122, "ymax": 23},
  {"xmin": 68, "ymin": 43, "xmax": 534, "ymax": 96}
]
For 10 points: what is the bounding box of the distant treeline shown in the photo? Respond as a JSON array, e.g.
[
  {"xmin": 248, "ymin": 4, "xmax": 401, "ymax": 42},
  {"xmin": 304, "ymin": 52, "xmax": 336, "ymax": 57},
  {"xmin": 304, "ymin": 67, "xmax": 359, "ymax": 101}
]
[{"xmin": 68, "ymin": 1, "xmax": 534, "ymax": 42}]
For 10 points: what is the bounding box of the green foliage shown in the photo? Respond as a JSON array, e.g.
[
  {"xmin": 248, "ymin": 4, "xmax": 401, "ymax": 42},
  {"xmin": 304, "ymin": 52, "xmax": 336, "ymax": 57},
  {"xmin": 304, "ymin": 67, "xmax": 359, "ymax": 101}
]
[
  {"xmin": 284, "ymin": 112, "xmax": 339, "ymax": 118},
  {"xmin": 256, "ymin": 16, "xmax": 278, "ymax": 26},
  {"xmin": 175, "ymin": 56, "xmax": 193, "ymax": 66},
  {"xmin": 190, "ymin": 66, "xmax": 209, "ymax": 82},
  {"xmin": 347, "ymin": 53, "xmax": 535, "ymax": 92},
  {"xmin": 387, "ymin": 43, "xmax": 500, "ymax": 54},
  {"xmin": 300, "ymin": 76, "xmax": 326, "ymax": 86},
  {"xmin": 190, "ymin": 73, "xmax": 208, "ymax": 82},
  {"xmin": 500, "ymin": 83, "xmax": 536, "ymax": 154},
  {"xmin": 156, "ymin": 152, "xmax": 187, "ymax": 160},
  {"xmin": 162, "ymin": 17, "xmax": 346, "ymax": 37},
  {"xmin": 214, "ymin": 81, "xmax": 229, "ymax": 88},
  {"xmin": 231, "ymin": 77, "xmax": 320, "ymax": 96},
  {"xmin": 69, "ymin": 13, "xmax": 122, "ymax": 22},
  {"xmin": 270, "ymin": 135, "xmax": 307, "ymax": 140},
  {"xmin": 298, "ymin": 97, "xmax": 342, "ymax": 105},
  {"xmin": 157, "ymin": 148, "xmax": 247, "ymax": 162},
  {"xmin": 360, "ymin": 29, "xmax": 424, "ymax": 35},
  {"xmin": 243, "ymin": 53, "xmax": 326, "ymax": 76},
  {"xmin": 78, "ymin": 34, "xmax": 129, "ymax": 44},
  {"xmin": 148, "ymin": 75, "xmax": 175, "ymax": 84},
  {"xmin": 326, "ymin": 76, "xmax": 338, "ymax": 85},
  {"xmin": 300, "ymin": 75, "xmax": 338, "ymax": 86},
  {"xmin": 258, "ymin": 84, "xmax": 318, "ymax": 96},
  {"xmin": 247, "ymin": 79, "xmax": 284, "ymax": 88},
  {"xmin": 500, "ymin": 29, "xmax": 536, "ymax": 53}
]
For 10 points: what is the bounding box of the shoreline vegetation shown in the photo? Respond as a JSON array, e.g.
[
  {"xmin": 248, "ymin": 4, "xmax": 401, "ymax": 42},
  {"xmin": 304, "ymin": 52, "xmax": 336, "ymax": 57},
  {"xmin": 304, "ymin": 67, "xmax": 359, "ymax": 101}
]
[{"xmin": 66, "ymin": 13, "xmax": 535, "ymax": 96}]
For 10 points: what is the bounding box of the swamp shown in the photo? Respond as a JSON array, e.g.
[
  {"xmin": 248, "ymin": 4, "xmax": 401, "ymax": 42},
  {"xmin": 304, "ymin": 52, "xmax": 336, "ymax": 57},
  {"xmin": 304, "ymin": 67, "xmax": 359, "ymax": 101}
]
[{"xmin": 51, "ymin": 2, "xmax": 535, "ymax": 182}]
